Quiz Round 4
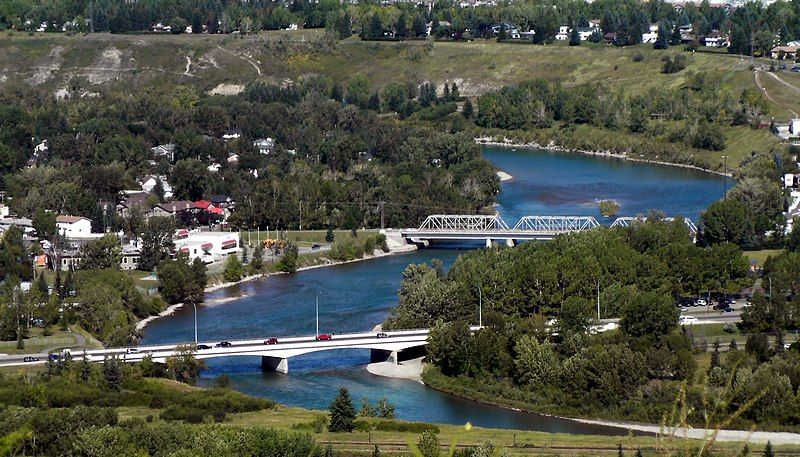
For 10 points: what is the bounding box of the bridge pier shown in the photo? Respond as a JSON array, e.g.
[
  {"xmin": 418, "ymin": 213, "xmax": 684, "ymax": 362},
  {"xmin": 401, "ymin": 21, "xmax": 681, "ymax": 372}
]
[
  {"xmin": 261, "ymin": 356, "xmax": 288, "ymax": 373},
  {"xmin": 370, "ymin": 349, "xmax": 398, "ymax": 364}
]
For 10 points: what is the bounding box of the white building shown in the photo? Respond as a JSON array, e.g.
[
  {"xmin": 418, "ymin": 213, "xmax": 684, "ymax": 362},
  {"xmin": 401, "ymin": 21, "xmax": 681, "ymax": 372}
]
[
  {"xmin": 641, "ymin": 24, "xmax": 659, "ymax": 44},
  {"xmin": 56, "ymin": 216, "xmax": 92, "ymax": 238},
  {"xmin": 173, "ymin": 230, "xmax": 240, "ymax": 264},
  {"xmin": 253, "ymin": 138, "xmax": 275, "ymax": 154},
  {"xmin": 151, "ymin": 143, "xmax": 176, "ymax": 162},
  {"xmin": 555, "ymin": 25, "xmax": 570, "ymax": 41},
  {"xmin": 140, "ymin": 175, "xmax": 174, "ymax": 199}
]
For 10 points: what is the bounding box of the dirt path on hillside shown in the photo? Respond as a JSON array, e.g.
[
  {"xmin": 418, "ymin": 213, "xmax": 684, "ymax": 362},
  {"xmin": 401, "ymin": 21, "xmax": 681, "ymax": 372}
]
[
  {"xmin": 756, "ymin": 70, "xmax": 799, "ymax": 118},
  {"xmin": 216, "ymin": 45, "xmax": 262, "ymax": 76}
]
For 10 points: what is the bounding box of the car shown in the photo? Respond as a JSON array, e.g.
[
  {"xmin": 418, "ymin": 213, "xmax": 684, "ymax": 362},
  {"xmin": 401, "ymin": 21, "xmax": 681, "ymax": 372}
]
[
  {"xmin": 126, "ymin": 348, "xmax": 139, "ymax": 354},
  {"xmin": 311, "ymin": 244, "xmax": 321, "ymax": 250},
  {"xmin": 316, "ymin": 334, "xmax": 332, "ymax": 341},
  {"xmin": 48, "ymin": 354, "xmax": 61, "ymax": 361},
  {"xmin": 792, "ymin": 66, "xmax": 800, "ymax": 72},
  {"xmin": 376, "ymin": 332, "xmax": 389, "ymax": 338},
  {"xmin": 196, "ymin": 344, "xmax": 212, "ymax": 350},
  {"xmin": 720, "ymin": 307, "xmax": 733, "ymax": 313},
  {"xmin": 679, "ymin": 316, "xmax": 699, "ymax": 325},
  {"xmin": 23, "ymin": 356, "xmax": 39, "ymax": 362},
  {"xmin": 215, "ymin": 341, "xmax": 232, "ymax": 348},
  {"xmin": 695, "ymin": 299, "xmax": 707, "ymax": 307},
  {"xmin": 680, "ymin": 307, "xmax": 689, "ymax": 312},
  {"xmin": 264, "ymin": 338, "xmax": 279, "ymax": 345}
]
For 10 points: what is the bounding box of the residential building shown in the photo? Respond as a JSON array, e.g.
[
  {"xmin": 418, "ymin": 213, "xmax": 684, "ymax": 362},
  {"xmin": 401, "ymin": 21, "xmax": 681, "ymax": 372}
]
[
  {"xmin": 491, "ymin": 23, "xmax": 520, "ymax": 39},
  {"xmin": 56, "ymin": 216, "xmax": 92, "ymax": 239},
  {"xmin": 120, "ymin": 245, "xmax": 141, "ymax": 271},
  {"xmin": 555, "ymin": 25, "xmax": 570, "ymax": 41},
  {"xmin": 641, "ymin": 24, "xmax": 659, "ymax": 44},
  {"xmin": 117, "ymin": 192, "xmax": 156, "ymax": 218},
  {"xmin": 210, "ymin": 195, "xmax": 235, "ymax": 209},
  {"xmin": 0, "ymin": 218, "xmax": 35, "ymax": 235},
  {"xmin": 704, "ymin": 31, "xmax": 727, "ymax": 47},
  {"xmin": 253, "ymin": 138, "xmax": 275, "ymax": 154},
  {"xmin": 151, "ymin": 143, "xmax": 176, "ymax": 162},
  {"xmin": 150, "ymin": 201, "xmax": 197, "ymax": 218},
  {"xmin": 0, "ymin": 204, "xmax": 9, "ymax": 218},
  {"xmin": 173, "ymin": 230, "xmax": 240, "ymax": 264},
  {"xmin": 771, "ymin": 45, "xmax": 800, "ymax": 59},
  {"xmin": 139, "ymin": 175, "xmax": 174, "ymax": 199},
  {"xmin": 222, "ymin": 129, "xmax": 242, "ymax": 141}
]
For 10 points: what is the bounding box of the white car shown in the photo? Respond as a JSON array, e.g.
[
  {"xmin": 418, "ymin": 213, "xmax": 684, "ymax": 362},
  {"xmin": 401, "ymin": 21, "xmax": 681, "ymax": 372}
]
[
  {"xmin": 679, "ymin": 316, "xmax": 699, "ymax": 325},
  {"xmin": 695, "ymin": 299, "xmax": 707, "ymax": 307}
]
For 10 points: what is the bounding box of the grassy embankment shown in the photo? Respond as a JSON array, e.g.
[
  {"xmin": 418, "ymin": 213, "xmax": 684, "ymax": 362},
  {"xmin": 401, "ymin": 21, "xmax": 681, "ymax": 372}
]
[{"xmin": 0, "ymin": 32, "xmax": 787, "ymax": 171}]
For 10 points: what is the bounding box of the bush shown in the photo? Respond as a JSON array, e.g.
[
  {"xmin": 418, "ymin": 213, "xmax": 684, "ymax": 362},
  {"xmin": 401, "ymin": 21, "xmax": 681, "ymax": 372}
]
[
  {"xmin": 662, "ymin": 54, "xmax": 687, "ymax": 74},
  {"xmin": 213, "ymin": 409, "xmax": 227, "ymax": 423},
  {"xmin": 354, "ymin": 419, "xmax": 439, "ymax": 433},
  {"xmin": 632, "ymin": 53, "xmax": 645, "ymax": 62}
]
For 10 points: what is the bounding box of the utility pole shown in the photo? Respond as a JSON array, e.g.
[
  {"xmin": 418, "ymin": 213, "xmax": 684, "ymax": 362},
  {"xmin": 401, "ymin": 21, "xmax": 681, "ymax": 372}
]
[{"xmin": 315, "ymin": 292, "xmax": 320, "ymax": 336}]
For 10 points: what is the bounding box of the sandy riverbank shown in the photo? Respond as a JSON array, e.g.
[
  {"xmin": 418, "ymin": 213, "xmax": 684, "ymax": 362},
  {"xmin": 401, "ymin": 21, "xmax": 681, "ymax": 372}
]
[
  {"xmin": 476, "ymin": 137, "xmax": 733, "ymax": 177},
  {"xmin": 136, "ymin": 245, "xmax": 417, "ymax": 332},
  {"xmin": 366, "ymin": 356, "xmax": 424, "ymax": 383},
  {"xmin": 566, "ymin": 417, "xmax": 800, "ymax": 445}
]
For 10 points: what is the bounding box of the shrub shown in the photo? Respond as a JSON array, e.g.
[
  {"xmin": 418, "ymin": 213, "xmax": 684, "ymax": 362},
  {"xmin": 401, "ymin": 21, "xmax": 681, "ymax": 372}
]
[
  {"xmin": 632, "ymin": 53, "xmax": 645, "ymax": 62},
  {"xmin": 213, "ymin": 409, "xmax": 227, "ymax": 423}
]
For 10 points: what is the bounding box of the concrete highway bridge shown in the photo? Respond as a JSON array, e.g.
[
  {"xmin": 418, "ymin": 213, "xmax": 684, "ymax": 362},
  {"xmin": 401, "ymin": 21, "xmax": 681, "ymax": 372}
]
[
  {"xmin": 0, "ymin": 328, "xmax": 477, "ymax": 373},
  {"xmin": 399, "ymin": 214, "xmax": 697, "ymax": 246}
]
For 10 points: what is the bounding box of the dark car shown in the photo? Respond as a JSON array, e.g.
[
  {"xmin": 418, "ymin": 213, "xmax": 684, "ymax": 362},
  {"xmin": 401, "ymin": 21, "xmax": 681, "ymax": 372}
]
[
  {"xmin": 264, "ymin": 338, "xmax": 279, "ymax": 345},
  {"xmin": 196, "ymin": 344, "xmax": 212, "ymax": 350},
  {"xmin": 376, "ymin": 332, "xmax": 389, "ymax": 338},
  {"xmin": 23, "ymin": 356, "xmax": 39, "ymax": 362},
  {"xmin": 215, "ymin": 341, "xmax": 232, "ymax": 348},
  {"xmin": 316, "ymin": 334, "xmax": 332, "ymax": 341},
  {"xmin": 48, "ymin": 353, "xmax": 61, "ymax": 361},
  {"xmin": 311, "ymin": 244, "xmax": 321, "ymax": 250},
  {"xmin": 720, "ymin": 307, "xmax": 734, "ymax": 313}
]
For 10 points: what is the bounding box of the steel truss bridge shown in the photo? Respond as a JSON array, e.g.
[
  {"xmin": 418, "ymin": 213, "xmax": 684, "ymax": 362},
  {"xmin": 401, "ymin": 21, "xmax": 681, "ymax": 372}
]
[{"xmin": 400, "ymin": 214, "xmax": 696, "ymax": 246}]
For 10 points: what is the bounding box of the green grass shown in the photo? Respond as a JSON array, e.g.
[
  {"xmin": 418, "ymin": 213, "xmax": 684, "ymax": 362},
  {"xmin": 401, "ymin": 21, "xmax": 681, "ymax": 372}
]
[{"xmin": 744, "ymin": 249, "xmax": 784, "ymax": 267}]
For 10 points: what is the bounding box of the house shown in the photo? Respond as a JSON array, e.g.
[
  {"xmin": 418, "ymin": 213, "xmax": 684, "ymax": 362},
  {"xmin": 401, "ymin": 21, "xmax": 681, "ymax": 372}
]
[
  {"xmin": 56, "ymin": 216, "xmax": 92, "ymax": 239},
  {"xmin": 603, "ymin": 32, "xmax": 617, "ymax": 44},
  {"xmin": 704, "ymin": 31, "xmax": 727, "ymax": 47},
  {"xmin": 253, "ymin": 138, "xmax": 275, "ymax": 154},
  {"xmin": 151, "ymin": 201, "xmax": 197, "ymax": 218},
  {"xmin": 173, "ymin": 231, "xmax": 240, "ymax": 264},
  {"xmin": 151, "ymin": 143, "xmax": 176, "ymax": 162},
  {"xmin": 521, "ymin": 29, "xmax": 536, "ymax": 40},
  {"xmin": 117, "ymin": 192, "xmax": 156, "ymax": 218},
  {"xmin": 491, "ymin": 23, "xmax": 520, "ymax": 39},
  {"xmin": 641, "ymin": 24, "xmax": 659, "ymax": 44},
  {"xmin": 53, "ymin": 249, "xmax": 82, "ymax": 271},
  {"xmin": 770, "ymin": 46, "xmax": 800, "ymax": 59},
  {"xmin": 588, "ymin": 19, "xmax": 602, "ymax": 29},
  {"xmin": 120, "ymin": 245, "xmax": 141, "ymax": 271},
  {"xmin": 790, "ymin": 118, "xmax": 800, "ymax": 135},
  {"xmin": 0, "ymin": 218, "xmax": 35, "ymax": 236},
  {"xmin": 207, "ymin": 163, "xmax": 222, "ymax": 173},
  {"xmin": 0, "ymin": 204, "xmax": 9, "ymax": 218},
  {"xmin": 152, "ymin": 23, "xmax": 172, "ymax": 33},
  {"xmin": 210, "ymin": 195, "xmax": 235, "ymax": 209},
  {"xmin": 227, "ymin": 154, "xmax": 239, "ymax": 164},
  {"xmin": 576, "ymin": 27, "xmax": 596, "ymax": 41},
  {"xmin": 222, "ymin": 129, "xmax": 241, "ymax": 141},
  {"xmin": 555, "ymin": 25, "xmax": 570, "ymax": 41},
  {"xmin": 139, "ymin": 175, "xmax": 174, "ymax": 199},
  {"xmin": 34, "ymin": 140, "xmax": 48, "ymax": 155}
]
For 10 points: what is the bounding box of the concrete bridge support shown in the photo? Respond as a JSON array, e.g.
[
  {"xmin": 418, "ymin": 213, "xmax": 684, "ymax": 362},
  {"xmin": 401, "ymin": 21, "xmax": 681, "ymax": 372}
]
[
  {"xmin": 261, "ymin": 356, "xmax": 289, "ymax": 373},
  {"xmin": 370, "ymin": 349, "xmax": 398, "ymax": 364}
]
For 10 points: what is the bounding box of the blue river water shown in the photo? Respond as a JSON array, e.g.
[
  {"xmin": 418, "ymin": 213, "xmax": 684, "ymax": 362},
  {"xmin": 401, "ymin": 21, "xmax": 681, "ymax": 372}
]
[{"xmin": 141, "ymin": 146, "xmax": 726, "ymax": 434}]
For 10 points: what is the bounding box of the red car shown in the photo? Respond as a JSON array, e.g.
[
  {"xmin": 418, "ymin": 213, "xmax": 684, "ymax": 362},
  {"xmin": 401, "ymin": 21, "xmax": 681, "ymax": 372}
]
[
  {"xmin": 316, "ymin": 334, "xmax": 332, "ymax": 341},
  {"xmin": 264, "ymin": 338, "xmax": 279, "ymax": 345}
]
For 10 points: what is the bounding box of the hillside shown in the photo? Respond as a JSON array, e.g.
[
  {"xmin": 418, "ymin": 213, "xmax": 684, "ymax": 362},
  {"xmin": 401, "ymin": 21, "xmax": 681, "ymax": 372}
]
[{"xmin": 0, "ymin": 30, "xmax": 789, "ymax": 168}]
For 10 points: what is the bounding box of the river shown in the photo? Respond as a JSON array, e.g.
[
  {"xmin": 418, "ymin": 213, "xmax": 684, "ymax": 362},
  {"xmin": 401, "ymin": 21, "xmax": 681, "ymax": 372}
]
[{"xmin": 140, "ymin": 146, "xmax": 726, "ymax": 434}]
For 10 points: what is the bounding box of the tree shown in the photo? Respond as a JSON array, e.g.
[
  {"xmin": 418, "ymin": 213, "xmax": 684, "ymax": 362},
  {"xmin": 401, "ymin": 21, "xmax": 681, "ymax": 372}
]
[
  {"xmin": 157, "ymin": 256, "xmax": 205, "ymax": 305},
  {"xmin": 569, "ymin": 26, "xmax": 580, "ymax": 46},
  {"xmin": 396, "ymin": 13, "xmax": 408, "ymax": 39},
  {"xmin": 669, "ymin": 21, "xmax": 682, "ymax": 45},
  {"xmin": 515, "ymin": 335, "xmax": 560, "ymax": 386},
  {"xmin": 223, "ymin": 254, "xmax": 244, "ymax": 282},
  {"xmin": 620, "ymin": 292, "xmax": 678, "ymax": 341},
  {"xmin": 559, "ymin": 296, "xmax": 593, "ymax": 334},
  {"xmin": 763, "ymin": 441, "xmax": 774, "ymax": 457},
  {"xmin": 412, "ymin": 13, "xmax": 426, "ymax": 38},
  {"xmin": 497, "ymin": 23, "xmax": 507, "ymax": 42},
  {"xmin": 367, "ymin": 13, "xmax": 382, "ymax": 40},
  {"xmin": 79, "ymin": 234, "xmax": 122, "ymax": 270},
  {"xmin": 325, "ymin": 226, "xmax": 335, "ymax": 243},
  {"xmin": 32, "ymin": 208, "xmax": 56, "ymax": 241},
  {"xmin": 416, "ymin": 431, "xmax": 440, "ymax": 457},
  {"xmin": 745, "ymin": 333, "xmax": 771, "ymax": 362},
  {"xmin": 277, "ymin": 243, "xmax": 299, "ymax": 273},
  {"xmin": 171, "ymin": 159, "xmax": 208, "ymax": 201},
  {"xmin": 376, "ymin": 396, "xmax": 395, "ymax": 419},
  {"xmin": 169, "ymin": 17, "xmax": 188, "ymax": 34},
  {"xmin": 102, "ymin": 356, "xmax": 123, "ymax": 391},
  {"xmin": 462, "ymin": 99, "xmax": 474, "ymax": 119},
  {"xmin": 166, "ymin": 345, "xmax": 206, "ymax": 385},
  {"xmin": 654, "ymin": 23, "xmax": 669, "ymax": 49},
  {"xmin": 251, "ymin": 243, "xmax": 264, "ymax": 271},
  {"xmin": 701, "ymin": 199, "xmax": 753, "ymax": 247},
  {"xmin": 139, "ymin": 216, "xmax": 175, "ymax": 271},
  {"xmin": 786, "ymin": 218, "xmax": 800, "ymax": 252},
  {"xmin": 153, "ymin": 178, "xmax": 165, "ymax": 203},
  {"xmin": 329, "ymin": 387, "xmax": 357, "ymax": 432}
]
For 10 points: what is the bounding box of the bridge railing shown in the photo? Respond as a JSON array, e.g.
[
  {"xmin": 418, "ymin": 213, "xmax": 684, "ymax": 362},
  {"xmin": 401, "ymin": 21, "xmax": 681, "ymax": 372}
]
[
  {"xmin": 610, "ymin": 216, "xmax": 697, "ymax": 233},
  {"xmin": 512, "ymin": 216, "xmax": 600, "ymax": 232},
  {"xmin": 418, "ymin": 214, "xmax": 510, "ymax": 232}
]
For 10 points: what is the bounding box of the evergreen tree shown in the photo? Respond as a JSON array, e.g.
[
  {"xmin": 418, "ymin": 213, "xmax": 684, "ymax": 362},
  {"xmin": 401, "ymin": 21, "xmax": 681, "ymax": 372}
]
[
  {"xmin": 368, "ymin": 92, "xmax": 381, "ymax": 110},
  {"xmin": 443, "ymin": 83, "xmax": 451, "ymax": 102},
  {"xmin": 36, "ymin": 274, "xmax": 48, "ymax": 296},
  {"xmin": 450, "ymin": 83, "xmax": 460, "ymax": 101},
  {"xmin": 153, "ymin": 178, "xmax": 165, "ymax": 202},
  {"xmin": 277, "ymin": 243, "xmax": 299, "ymax": 273},
  {"xmin": 569, "ymin": 26, "xmax": 580, "ymax": 46},
  {"xmin": 376, "ymin": 396, "xmax": 396, "ymax": 419},
  {"xmin": 329, "ymin": 387, "xmax": 357, "ymax": 432},
  {"xmin": 654, "ymin": 23, "xmax": 669, "ymax": 49},
  {"xmin": 62, "ymin": 270, "xmax": 75, "ymax": 298},
  {"xmin": 763, "ymin": 441, "xmax": 774, "ymax": 457},
  {"xmin": 223, "ymin": 254, "xmax": 244, "ymax": 282},
  {"xmin": 396, "ymin": 13, "xmax": 408, "ymax": 39},
  {"xmin": 251, "ymin": 243, "xmax": 264, "ymax": 271},
  {"xmin": 103, "ymin": 356, "xmax": 123, "ymax": 391},
  {"xmin": 729, "ymin": 338, "xmax": 738, "ymax": 350},
  {"xmin": 497, "ymin": 23, "xmax": 507, "ymax": 42},
  {"xmin": 669, "ymin": 20, "xmax": 682, "ymax": 45},
  {"xmin": 326, "ymin": 226, "xmax": 335, "ymax": 242},
  {"xmin": 462, "ymin": 98, "xmax": 474, "ymax": 119},
  {"xmin": 368, "ymin": 13, "xmax": 383, "ymax": 40},
  {"xmin": 337, "ymin": 10, "xmax": 352, "ymax": 39},
  {"xmin": 241, "ymin": 244, "xmax": 249, "ymax": 263},
  {"xmin": 54, "ymin": 268, "xmax": 62, "ymax": 299},
  {"xmin": 412, "ymin": 13, "xmax": 426, "ymax": 38},
  {"xmin": 331, "ymin": 83, "xmax": 343, "ymax": 102},
  {"xmin": 709, "ymin": 339, "xmax": 720, "ymax": 371}
]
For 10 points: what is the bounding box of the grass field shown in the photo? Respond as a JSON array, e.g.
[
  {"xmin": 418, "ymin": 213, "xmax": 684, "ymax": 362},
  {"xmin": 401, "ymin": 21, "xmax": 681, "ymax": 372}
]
[{"xmin": 744, "ymin": 249, "xmax": 785, "ymax": 267}]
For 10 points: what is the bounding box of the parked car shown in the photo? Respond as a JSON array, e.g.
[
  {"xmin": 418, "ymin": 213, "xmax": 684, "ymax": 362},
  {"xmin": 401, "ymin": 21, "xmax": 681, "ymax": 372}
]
[
  {"xmin": 316, "ymin": 334, "xmax": 332, "ymax": 341},
  {"xmin": 792, "ymin": 66, "xmax": 800, "ymax": 72},
  {"xmin": 720, "ymin": 307, "xmax": 733, "ymax": 313},
  {"xmin": 680, "ymin": 307, "xmax": 689, "ymax": 312},
  {"xmin": 196, "ymin": 344, "xmax": 212, "ymax": 350},
  {"xmin": 126, "ymin": 348, "xmax": 139, "ymax": 354},
  {"xmin": 679, "ymin": 316, "xmax": 700, "ymax": 325},
  {"xmin": 264, "ymin": 338, "xmax": 279, "ymax": 345},
  {"xmin": 215, "ymin": 341, "xmax": 232, "ymax": 348},
  {"xmin": 311, "ymin": 244, "xmax": 321, "ymax": 250},
  {"xmin": 48, "ymin": 354, "xmax": 61, "ymax": 361},
  {"xmin": 376, "ymin": 332, "xmax": 389, "ymax": 338},
  {"xmin": 23, "ymin": 356, "xmax": 39, "ymax": 362},
  {"xmin": 695, "ymin": 299, "xmax": 707, "ymax": 307}
]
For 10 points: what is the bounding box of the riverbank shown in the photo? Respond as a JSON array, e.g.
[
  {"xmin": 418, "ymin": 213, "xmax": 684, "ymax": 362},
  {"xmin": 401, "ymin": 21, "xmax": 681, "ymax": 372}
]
[
  {"xmin": 366, "ymin": 356, "xmax": 424, "ymax": 383},
  {"xmin": 136, "ymin": 244, "xmax": 418, "ymax": 333},
  {"xmin": 477, "ymin": 137, "xmax": 734, "ymax": 177}
]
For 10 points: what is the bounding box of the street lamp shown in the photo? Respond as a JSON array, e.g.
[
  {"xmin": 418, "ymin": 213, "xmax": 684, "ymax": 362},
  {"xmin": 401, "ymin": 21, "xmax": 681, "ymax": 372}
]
[{"xmin": 316, "ymin": 292, "xmax": 320, "ymax": 336}]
